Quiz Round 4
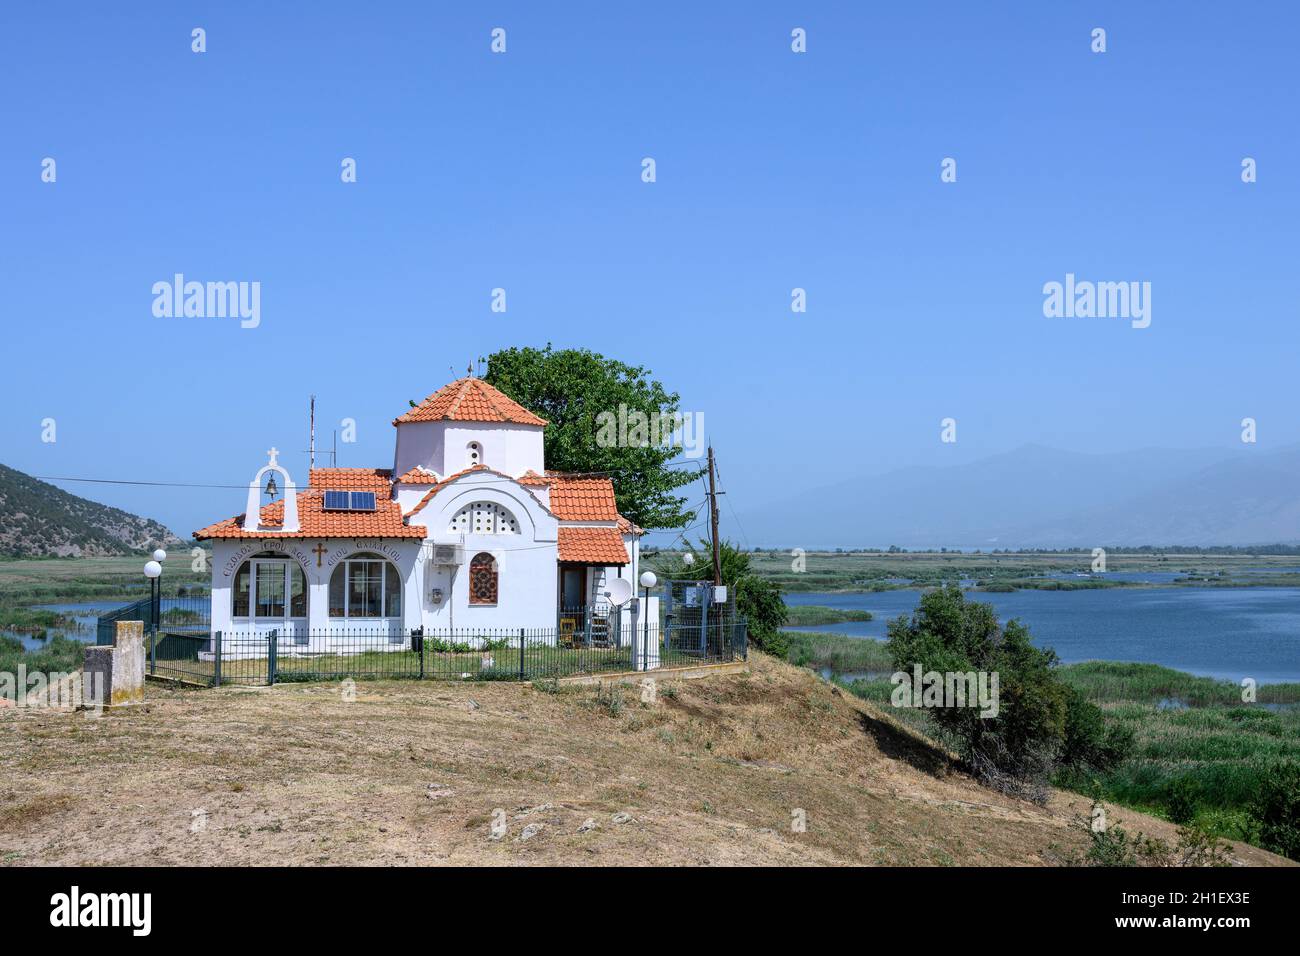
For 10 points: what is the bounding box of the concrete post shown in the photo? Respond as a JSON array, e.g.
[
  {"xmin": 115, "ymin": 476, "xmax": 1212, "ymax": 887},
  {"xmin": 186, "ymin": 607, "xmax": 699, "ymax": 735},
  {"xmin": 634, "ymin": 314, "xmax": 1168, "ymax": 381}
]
[{"xmin": 82, "ymin": 620, "xmax": 146, "ymax": 708}]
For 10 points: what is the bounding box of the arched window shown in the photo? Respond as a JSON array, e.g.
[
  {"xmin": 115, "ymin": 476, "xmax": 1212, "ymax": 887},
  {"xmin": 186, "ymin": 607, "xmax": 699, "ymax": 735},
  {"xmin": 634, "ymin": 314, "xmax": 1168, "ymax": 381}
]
[
  {"xmin": 467, "ymin": 441, "xmax": 482, "ymax": 467},
  {"xmin": 449, "ymin": 501, "xmax": 519, "ymax": 535},
  {"xmin": 232, "ymin": 553, "xmax": 306, "ymax": 619},
  {"xmin": 329, "ymin": 552, "xmax": 402, "ymax": 618},
  {"xmin": 469, "ymin": 552, "xmax": 498, "ymax": 605}
]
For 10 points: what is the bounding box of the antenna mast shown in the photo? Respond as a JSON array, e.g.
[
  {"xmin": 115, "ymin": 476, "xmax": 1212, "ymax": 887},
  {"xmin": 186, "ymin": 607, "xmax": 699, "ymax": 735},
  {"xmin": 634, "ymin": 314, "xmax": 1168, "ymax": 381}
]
[
  {"xmin": 707, "ymin": 445, "xmax": 722, "ymax": 586},
  {"xmin": 309, "ymin": 394, "xmax": 316, "ymax": 470}
]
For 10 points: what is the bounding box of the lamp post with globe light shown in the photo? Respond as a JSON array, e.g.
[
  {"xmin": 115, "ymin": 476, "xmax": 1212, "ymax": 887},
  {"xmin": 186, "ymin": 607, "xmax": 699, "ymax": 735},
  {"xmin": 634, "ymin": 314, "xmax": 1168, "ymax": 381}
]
[
  {"xmin": 639, "ymin": 571, "xmax": 657, "ymax": 671},
  {"xmin": 144, "ymin": 549, "xmax": 166, "ymax": 675}
]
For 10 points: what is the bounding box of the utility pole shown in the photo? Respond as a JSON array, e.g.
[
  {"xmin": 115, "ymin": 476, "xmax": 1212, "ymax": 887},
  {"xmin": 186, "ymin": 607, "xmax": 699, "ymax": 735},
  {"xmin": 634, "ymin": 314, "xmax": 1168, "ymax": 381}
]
[{"xmin": 707, "ymin": 445, "xmax": 722, "ymax": 586}]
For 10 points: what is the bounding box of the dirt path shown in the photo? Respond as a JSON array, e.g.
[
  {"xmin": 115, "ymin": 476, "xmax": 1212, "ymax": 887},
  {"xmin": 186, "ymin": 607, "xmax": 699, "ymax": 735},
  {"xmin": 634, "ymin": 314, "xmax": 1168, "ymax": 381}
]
[{"xmin": 0, "ymin": 656, "xmax": 1289, "ymax": 866}]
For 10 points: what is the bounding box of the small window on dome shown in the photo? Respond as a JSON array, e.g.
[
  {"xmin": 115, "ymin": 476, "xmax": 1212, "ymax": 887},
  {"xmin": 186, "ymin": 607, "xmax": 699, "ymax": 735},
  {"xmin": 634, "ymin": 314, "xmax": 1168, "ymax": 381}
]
[{"xmin": 467, "ymin": 441, "xmax": 482, "ymax": 467}]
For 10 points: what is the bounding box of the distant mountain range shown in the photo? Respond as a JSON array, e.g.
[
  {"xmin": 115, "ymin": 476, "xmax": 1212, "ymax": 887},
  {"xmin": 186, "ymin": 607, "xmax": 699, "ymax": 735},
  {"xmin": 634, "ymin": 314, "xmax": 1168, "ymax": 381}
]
[
  {"xmin": 5, "ymin": 442, "xmax": 1296, "ymax": 558},
  {"xmin": 734, "ymin": 444, "xmax": 1300, "ymax": 549},
  {"xmin": 0, "ymin": 463, "xmax": 182, "ymax": 558}
]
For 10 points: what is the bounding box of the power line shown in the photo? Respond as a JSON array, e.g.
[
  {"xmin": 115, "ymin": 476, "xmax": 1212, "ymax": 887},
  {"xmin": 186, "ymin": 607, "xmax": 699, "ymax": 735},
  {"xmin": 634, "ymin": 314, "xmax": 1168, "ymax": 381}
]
[
  {"xmin": 32, "ymin": 475, "xmax": 254, "ymax": 490},
  {"xmin": 649, "ymin": 498, "xmax": 709, "ymax": 553},
  {"xmin": 713, "ymin": 457, "xmax": 751, "ymax": 551},
  {"xmin": 29, "ymin": 470, "xmax": 622, "ymax": 493}
]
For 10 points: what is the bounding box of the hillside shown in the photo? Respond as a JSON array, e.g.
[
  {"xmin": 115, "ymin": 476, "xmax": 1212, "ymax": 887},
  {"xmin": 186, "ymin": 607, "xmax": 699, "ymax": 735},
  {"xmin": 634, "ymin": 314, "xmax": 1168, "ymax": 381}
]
[
  {"xmin": 0, "ymin": 463, "xmax": 181, "ymax": 558},
  {"xmin": 0, "ymin": 655, "xmax": 1288, "ymax": 866}
]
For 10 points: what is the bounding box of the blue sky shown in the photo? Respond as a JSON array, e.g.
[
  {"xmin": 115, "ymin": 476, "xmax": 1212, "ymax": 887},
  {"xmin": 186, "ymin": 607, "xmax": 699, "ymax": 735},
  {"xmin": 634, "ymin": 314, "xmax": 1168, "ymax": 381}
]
[{"xmin": 1, "ymin": 2, "xmax": 1296, "ymax": 540}]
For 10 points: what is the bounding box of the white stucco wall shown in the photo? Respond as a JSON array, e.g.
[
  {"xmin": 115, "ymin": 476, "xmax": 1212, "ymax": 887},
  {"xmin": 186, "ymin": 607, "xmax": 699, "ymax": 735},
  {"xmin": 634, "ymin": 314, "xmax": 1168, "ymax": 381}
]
[
  {"xmin": 392, "ymin": 482, "xmax": 435, "ymax": 514},
  {"xmin": 413, "ymin": 471, "xmax": 558, "ymax": 633},
  {"xmin": 210, "ymin": 537, "xmax": 423, "ymax": 650},
  {"xmin": 392, "ymin": 421, "xmax": 544, "ymax": 480}
]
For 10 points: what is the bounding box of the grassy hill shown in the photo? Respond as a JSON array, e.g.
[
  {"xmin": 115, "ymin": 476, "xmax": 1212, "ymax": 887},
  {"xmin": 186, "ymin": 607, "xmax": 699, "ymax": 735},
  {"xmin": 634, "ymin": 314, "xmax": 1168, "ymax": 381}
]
[
  {"xmin": 0, "ymin": 463, "xmax": 181, "ymax": 558},
  {"xmin": 0, "ymin": 654, "xmax": 1289, "ymax": 866}
]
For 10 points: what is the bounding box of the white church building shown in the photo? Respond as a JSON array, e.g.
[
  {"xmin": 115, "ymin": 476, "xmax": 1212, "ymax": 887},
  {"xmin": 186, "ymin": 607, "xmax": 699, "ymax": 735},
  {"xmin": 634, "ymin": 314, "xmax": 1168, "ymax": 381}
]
[{"xmin": 195, "ymin": 377, "xmax": 644, "ymax": 646}]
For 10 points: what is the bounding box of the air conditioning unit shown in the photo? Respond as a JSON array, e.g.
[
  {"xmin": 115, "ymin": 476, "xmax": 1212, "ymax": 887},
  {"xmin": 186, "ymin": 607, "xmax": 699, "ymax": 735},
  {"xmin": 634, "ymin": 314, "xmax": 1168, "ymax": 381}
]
[{"xmin": 429, "ymin": 544, "xmax": 464, "ymax": 566}]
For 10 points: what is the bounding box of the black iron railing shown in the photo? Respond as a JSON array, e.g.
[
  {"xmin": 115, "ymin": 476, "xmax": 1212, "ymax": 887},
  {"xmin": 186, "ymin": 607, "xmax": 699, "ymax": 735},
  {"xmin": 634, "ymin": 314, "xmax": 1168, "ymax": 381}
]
[{"xmin": 133, "ymin": 620, "xmax": 745, "ymax": 688}]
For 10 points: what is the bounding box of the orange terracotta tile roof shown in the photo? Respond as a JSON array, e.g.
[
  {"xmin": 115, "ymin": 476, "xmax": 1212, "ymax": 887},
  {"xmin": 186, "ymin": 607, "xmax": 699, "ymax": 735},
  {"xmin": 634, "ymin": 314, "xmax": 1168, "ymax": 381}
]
[
  {"xmin": 617, "ymin": 515, "xmax": 644, "ymax": 537},
  {"xmin": 547, "ymin": 476, "xmax": 620, "ymax": 521},
  {"xmin": 517, "ymin": 470, "xmax": 550, "ymax": 486},
  {"xmin": 405, "ymin": 464, "xmax": 493, "ymax": 517},
  {"xmin": 406, "ymin": 465, "xmax": 573, "ymax": 524},
  {"xmin": 393, "ymin": 377, "xmax": 547, "ymax": 427},
  {"xmin": 194, "ymin": 489, "xmax": 425, "ymax": 540},
  {"xmin": 309, "ymin": 468, "xmax": 393, "ymax": 494},
  {"xmin": 558, "ymin": 527, "xmax": 630, "ymax": 565},
  {"xmin": 396, "ymin": 466, "xmax": 440, "ymax": 484}
]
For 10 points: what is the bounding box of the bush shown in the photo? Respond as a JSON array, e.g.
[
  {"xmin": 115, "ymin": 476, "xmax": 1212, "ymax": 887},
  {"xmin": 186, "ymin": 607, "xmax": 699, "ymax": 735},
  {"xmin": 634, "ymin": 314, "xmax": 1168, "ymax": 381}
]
[
  {"xmin": 1166, "ymin": 777, "xmax": 1199, "ymax": 826},
  {"xmin": 1067, "ymin": 814, "xmax": 1231, "ymax": 867},
  {"xmin": 1251, "ymin": 762, "xmax": 1300, "ymax": 860},
  {"xmin": 1060, "ymin": 686, "xmax": 1134, "ymax": 772},
  {"xmin": 886, "ymin": 585, "xmax": 1128, "ymax": 800}
]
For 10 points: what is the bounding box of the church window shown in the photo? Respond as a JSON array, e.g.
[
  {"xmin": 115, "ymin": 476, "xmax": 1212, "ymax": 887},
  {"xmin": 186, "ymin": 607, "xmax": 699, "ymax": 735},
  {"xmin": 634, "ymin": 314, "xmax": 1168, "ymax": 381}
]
[
  {"xmin": 449, "ymin": 501, "xmax": 519, "ymax": 535},
  {"xmin": 469, "ymin": 552, "xmax": 498, "ymax": 605}
]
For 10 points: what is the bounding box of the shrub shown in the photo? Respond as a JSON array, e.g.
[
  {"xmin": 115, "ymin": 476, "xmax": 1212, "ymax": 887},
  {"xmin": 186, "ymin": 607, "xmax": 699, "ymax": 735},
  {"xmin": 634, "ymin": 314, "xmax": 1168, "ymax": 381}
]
[
  {"xmin": 1067, "ymin": 813, "xmax": 1230, "ymax": 867},
  {"xmin": 1060, "ymin": 687, "xmax": 1134, "ymax": 772},
  {"xmin": 1166, "ymin": 777, "xmax": 1199, "ymax": 826},
  {"xmin": 1251, "ymin": 761, "xmax": 1300, "ymax": 861},
  {"xmin": 886, "ymin": 585, "xmax": 1129, "ymax": 800}
]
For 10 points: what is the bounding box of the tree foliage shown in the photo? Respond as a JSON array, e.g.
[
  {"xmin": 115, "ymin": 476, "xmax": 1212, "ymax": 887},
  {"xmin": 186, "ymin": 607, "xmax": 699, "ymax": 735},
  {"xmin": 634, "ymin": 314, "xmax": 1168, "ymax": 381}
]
[
  {"xmin": 484, "ymin": 346, "xmax": 698, "ymax": 529},
  {"xmin": 886, "ymin": 585, "xmax": 1130, "ymax": 799}
]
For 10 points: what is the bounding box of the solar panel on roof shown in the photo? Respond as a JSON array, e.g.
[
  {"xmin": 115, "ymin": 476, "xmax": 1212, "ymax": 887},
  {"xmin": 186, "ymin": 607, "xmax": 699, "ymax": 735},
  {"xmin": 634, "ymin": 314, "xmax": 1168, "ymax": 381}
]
[
  {"xmin": 350, "ymin": 491, "xmax": 376, "ymax": 511},
  {"xmin": 323, "ymin": 490, "xmax": 350, "ymax": 510}
]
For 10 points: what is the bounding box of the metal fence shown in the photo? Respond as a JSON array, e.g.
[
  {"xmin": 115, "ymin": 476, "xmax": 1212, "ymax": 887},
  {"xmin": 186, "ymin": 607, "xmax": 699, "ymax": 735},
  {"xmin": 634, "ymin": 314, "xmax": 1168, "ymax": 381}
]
[
  {"xmin": 95, "ymin": 594, "xmax": 212, "ymax": 646},
  {"xmin": 137, "ymin": 619, "xmax": 747, "ymax": 688}
]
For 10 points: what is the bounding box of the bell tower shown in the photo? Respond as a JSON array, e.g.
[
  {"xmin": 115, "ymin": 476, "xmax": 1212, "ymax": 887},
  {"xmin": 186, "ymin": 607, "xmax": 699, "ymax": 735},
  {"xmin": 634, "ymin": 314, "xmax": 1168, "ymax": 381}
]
[{"xmin": 242, "ymin": 447, "xmax": 300, "ymax": 533}]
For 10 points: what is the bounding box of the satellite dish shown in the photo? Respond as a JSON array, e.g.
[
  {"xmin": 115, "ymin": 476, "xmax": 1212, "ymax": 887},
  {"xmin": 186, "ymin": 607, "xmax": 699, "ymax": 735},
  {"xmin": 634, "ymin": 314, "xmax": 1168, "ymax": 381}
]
[{"xmin": 604, "ymin": 577, "xmax": 633, "ymax": 606}]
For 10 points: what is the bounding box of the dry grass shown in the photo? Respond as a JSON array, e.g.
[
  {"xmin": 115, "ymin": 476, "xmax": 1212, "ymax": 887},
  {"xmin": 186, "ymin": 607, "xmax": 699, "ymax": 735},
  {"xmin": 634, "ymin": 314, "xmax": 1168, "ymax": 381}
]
[{"xmin": 0, "ymin": 654, "xmax": 1290, "ymax": 866}]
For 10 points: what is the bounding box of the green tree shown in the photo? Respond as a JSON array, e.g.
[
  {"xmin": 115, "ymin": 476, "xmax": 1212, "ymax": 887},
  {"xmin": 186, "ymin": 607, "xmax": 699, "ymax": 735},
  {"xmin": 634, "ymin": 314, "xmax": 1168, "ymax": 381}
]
[
  {"xmin": 886, "ymin": 585, "xmax": 1128, "ymax": 799},
  {"xmin": 484, "ymin": 346, "xmax": 698, "ymax": 529},
  {"xmin": 654, "ymin": 540, "xmax": 788, "ymax": 656}
]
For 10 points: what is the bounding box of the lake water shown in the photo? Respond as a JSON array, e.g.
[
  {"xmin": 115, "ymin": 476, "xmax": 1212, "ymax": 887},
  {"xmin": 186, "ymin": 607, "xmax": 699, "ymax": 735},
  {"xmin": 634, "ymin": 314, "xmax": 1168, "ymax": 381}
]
[
  {"xmin": 5, "ymin": 600, "xmax": 138, "ymax": 650},
  {"xmin": 785, "ymin": 588, "xmax": 1300, "ymax": 684}
]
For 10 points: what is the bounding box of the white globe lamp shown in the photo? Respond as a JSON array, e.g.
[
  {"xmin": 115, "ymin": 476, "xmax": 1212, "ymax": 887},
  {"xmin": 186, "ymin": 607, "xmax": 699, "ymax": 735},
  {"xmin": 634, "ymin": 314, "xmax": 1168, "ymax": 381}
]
[{"xmin": 637, "ymin": 571, "xmax": 657, "ymax": 672}]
